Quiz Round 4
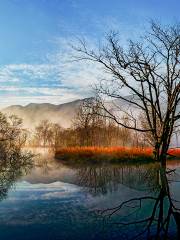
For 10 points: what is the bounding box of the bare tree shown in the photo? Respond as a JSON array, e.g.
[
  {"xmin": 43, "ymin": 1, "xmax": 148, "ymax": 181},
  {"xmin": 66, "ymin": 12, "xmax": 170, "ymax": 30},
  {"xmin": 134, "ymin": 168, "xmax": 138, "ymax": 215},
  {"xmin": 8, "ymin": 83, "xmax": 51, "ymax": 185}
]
[
  {"xmin": 74, "ymin": 21, "xmax": 180, "ymax": 165},
  {"xmin": 73, "ymin": 98, "xmax": 94, "ymax": 146},
  {"xmin": 51, "ymin": 123, "xmax": 63, "ymax": 149},
  {"xmin": 34, "ymin": 120, "xmax": 53, "ymax": 147},
  {"xmin": 73, "ymin": 98, "xmax": 129, "ymax": 146},
  {"xmin": 73, "ymin": 98, "xmax": 107, "ymax": 146},
  {"xmin": 33, "ymin": 120, "xmax": 64, "ymax": 148}
]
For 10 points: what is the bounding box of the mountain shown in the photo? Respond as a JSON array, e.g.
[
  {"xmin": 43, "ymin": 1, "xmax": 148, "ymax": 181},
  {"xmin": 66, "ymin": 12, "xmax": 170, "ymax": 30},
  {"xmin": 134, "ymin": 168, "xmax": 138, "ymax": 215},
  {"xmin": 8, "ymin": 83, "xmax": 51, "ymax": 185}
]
[
  {"xmin": 1, "ymin": 99, "xmax": 85, "ymax": 129},
  {"xmin": 0, "ymin": 96, "xmax": 144, "ymax": 130}
]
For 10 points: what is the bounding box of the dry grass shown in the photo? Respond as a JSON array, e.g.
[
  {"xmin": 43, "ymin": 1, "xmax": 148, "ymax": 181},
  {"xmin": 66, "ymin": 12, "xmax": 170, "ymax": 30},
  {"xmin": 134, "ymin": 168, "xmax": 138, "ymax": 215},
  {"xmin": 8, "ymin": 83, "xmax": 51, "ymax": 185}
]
[
  {"xmin": 55, "ymin": 146, "xmax": 154, "ymax": 163},
  {"xmin": 168, "ymin": 148, "xmax": 180, "ymax": 158}
]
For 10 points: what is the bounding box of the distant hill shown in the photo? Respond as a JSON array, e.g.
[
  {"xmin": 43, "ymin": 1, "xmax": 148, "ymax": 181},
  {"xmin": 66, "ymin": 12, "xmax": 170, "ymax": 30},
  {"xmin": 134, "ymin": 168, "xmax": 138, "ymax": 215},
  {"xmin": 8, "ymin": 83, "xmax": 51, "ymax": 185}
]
[
  {"xmin": 1, "ymin": 99, "xmax": 85, "ymax": 129},
  {"xmin": 0, "ymin": 96, "xmax": 141, "ymax": 130}
]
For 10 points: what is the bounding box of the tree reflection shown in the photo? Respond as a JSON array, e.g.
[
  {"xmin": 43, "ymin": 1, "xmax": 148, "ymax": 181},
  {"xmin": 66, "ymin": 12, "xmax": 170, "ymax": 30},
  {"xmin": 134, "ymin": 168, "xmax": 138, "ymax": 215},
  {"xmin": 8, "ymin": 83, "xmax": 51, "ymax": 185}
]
[
  {"xmin": 98, "ymin": 165, "xmax": 180, "ymax": 239},
  {"xmin": 74, "ymin": 163, "xmax": 160, "ymax": 195},
  {"xmin": 67, "ymin": 162, "xmax": 180, "ymax": 238},
  {"xmin": 0, "ymin": 152, "xmax": 33, "ymax": 201}
]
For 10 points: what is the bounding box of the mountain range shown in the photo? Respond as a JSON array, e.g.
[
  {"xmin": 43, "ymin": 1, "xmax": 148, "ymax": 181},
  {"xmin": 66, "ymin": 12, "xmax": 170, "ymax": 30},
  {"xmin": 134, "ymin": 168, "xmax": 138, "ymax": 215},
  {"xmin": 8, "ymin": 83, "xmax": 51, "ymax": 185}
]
[
  {"xmin": 1, "ymin": 97, "xmax": 130, "ymax": 129},
  {"xmin": 2, "ymin": 99, "xmax": 84, "ymax": 129}
]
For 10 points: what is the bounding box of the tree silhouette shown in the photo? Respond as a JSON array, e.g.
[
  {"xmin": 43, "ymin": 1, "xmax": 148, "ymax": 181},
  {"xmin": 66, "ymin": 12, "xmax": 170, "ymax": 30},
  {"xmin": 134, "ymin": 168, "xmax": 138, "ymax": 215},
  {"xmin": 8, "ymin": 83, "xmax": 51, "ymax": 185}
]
[{"xmin": 74, "ymin": 21, "xmax": 180, "ymax": 164}]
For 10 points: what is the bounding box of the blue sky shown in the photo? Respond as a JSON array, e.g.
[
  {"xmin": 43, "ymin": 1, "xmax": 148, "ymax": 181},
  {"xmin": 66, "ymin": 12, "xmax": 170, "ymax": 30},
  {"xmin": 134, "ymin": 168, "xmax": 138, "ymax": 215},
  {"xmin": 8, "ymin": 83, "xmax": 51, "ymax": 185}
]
[{"xmin": 0, "ymin": 0, "xmax": 180, "ymax": 107}]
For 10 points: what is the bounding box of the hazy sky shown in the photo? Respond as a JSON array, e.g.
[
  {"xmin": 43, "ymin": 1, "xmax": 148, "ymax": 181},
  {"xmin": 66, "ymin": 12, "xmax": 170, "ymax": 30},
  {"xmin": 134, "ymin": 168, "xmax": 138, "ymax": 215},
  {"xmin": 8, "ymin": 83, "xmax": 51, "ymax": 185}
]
[{"xmin": 0, "ymin": 0, "xmax": 180, "ymax": 107}]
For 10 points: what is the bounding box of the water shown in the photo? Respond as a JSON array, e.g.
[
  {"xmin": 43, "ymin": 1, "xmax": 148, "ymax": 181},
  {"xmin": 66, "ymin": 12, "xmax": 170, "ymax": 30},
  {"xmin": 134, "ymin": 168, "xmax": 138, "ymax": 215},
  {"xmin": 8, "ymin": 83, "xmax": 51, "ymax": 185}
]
[{"xmin": 0, "ymin": 149, "xmax": 180, "ymax": 239}]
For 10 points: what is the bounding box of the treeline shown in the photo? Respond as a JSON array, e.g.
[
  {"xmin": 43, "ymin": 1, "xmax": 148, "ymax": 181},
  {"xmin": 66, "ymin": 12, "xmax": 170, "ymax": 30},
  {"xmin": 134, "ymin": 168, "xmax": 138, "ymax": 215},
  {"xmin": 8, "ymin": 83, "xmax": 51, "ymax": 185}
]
[
  {"xmin": 29, "ymin": 120, "xmax": 132, "ymax": 148},
  {"xmin": 28, "ymin": 99, "xmax": 148, "ymax": 148}
]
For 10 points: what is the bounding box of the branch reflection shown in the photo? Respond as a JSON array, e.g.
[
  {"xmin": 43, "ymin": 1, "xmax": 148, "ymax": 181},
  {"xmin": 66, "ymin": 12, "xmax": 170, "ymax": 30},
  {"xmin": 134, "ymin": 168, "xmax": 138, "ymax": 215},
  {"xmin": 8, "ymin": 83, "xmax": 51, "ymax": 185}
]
[{"xmin": 67, "ymin": 162, "xmax": 180, "ymax": 239}]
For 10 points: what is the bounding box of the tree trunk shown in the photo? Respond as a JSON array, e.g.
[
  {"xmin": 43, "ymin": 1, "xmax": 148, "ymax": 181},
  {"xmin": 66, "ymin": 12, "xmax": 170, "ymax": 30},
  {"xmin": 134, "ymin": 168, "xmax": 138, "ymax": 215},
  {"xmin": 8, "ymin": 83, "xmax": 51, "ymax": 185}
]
[
  {"xmin": 153, "ymin": 143, "xmax": 160, "ymax": 161},
  {"xmin": 160, "ymin": 153, "xmax": 167, "ymax": 168},
  {"xmin": 153, "ymin": 141, "xmax": 168, "ymax": 167}
]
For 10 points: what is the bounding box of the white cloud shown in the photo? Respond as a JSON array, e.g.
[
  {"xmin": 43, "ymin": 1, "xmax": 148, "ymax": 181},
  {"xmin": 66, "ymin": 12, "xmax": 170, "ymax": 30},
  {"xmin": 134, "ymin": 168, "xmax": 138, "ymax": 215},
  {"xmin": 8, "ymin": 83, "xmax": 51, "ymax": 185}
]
[
  {"xmin": 0, "ymin": 37, "xmax": 106, "ymax": 107},
  {"xmin": 0, "ymin": 63, "xmax": 59, "ymax": 82},
  {"xmin": 49, "ymin": 36, "xmax": 104, "ymax": 87}
]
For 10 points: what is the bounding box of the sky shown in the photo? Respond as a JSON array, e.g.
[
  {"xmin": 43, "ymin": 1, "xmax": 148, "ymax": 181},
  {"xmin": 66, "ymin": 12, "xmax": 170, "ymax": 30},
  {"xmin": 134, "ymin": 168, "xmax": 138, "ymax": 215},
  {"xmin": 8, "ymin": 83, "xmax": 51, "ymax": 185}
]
[{"xmin": 1, "ymin": 0, "xmax": 180, "ymax": 107}]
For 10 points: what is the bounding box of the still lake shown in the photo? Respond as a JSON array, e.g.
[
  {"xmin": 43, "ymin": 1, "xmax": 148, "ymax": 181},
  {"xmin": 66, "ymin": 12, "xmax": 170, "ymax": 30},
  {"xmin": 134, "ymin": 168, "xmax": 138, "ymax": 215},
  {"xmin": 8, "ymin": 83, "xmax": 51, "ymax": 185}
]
[{"xmin": 0, "ymin": 148, "xmax": 180, "ymax": 240}]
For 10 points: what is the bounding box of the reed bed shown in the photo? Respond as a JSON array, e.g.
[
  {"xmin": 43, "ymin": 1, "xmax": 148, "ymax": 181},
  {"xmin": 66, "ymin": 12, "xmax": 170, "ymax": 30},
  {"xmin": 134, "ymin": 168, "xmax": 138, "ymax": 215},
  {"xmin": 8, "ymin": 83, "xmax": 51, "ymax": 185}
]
[
  {"xmin": 168, "ymin": 148, "xmax": 180, "ymax": 158},
  {"xmin": 55, "ymin": 146, "xmax": 154, "ymax": 163}
]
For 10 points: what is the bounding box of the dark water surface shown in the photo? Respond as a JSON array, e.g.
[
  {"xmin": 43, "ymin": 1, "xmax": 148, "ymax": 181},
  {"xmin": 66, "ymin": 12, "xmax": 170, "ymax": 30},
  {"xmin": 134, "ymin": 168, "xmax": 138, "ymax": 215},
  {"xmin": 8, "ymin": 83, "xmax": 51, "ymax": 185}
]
[{"xmin": 0, "ymin": 148, "xmax": 180, "ymax": 240}]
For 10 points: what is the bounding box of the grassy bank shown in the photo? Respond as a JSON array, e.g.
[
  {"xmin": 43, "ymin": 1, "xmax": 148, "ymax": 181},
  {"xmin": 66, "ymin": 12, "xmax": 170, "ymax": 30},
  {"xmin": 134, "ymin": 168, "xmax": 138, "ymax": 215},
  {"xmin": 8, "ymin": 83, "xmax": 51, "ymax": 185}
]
[{"xmin": 55, "ymin": 146, "xmax": 154, "ymax": 163}]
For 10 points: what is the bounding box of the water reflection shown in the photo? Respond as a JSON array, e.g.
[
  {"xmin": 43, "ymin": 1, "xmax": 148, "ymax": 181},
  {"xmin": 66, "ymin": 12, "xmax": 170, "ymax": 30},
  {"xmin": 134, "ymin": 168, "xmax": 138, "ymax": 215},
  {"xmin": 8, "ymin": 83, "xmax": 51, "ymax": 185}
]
[
  {"xmin": 73, "ymin": 163, "xmax": 160, "ymax": 195},
  {"xmin": 97, "ymin": 166, "xmax": 180, "ymax": 239},
  {"xmin": 0, "ymin": 151, "xmax": 33, "ymax": 201},
  {"xmin": 26, "ymin": 157, "xmax": 161, "ymax": 194},
  {"xmin": 0, "ymin": 151, "xmax": 180, "ymax": 239},
  {"xmin": 59, "ymin": 161, "xmax": 180, "ymax": 239}
]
